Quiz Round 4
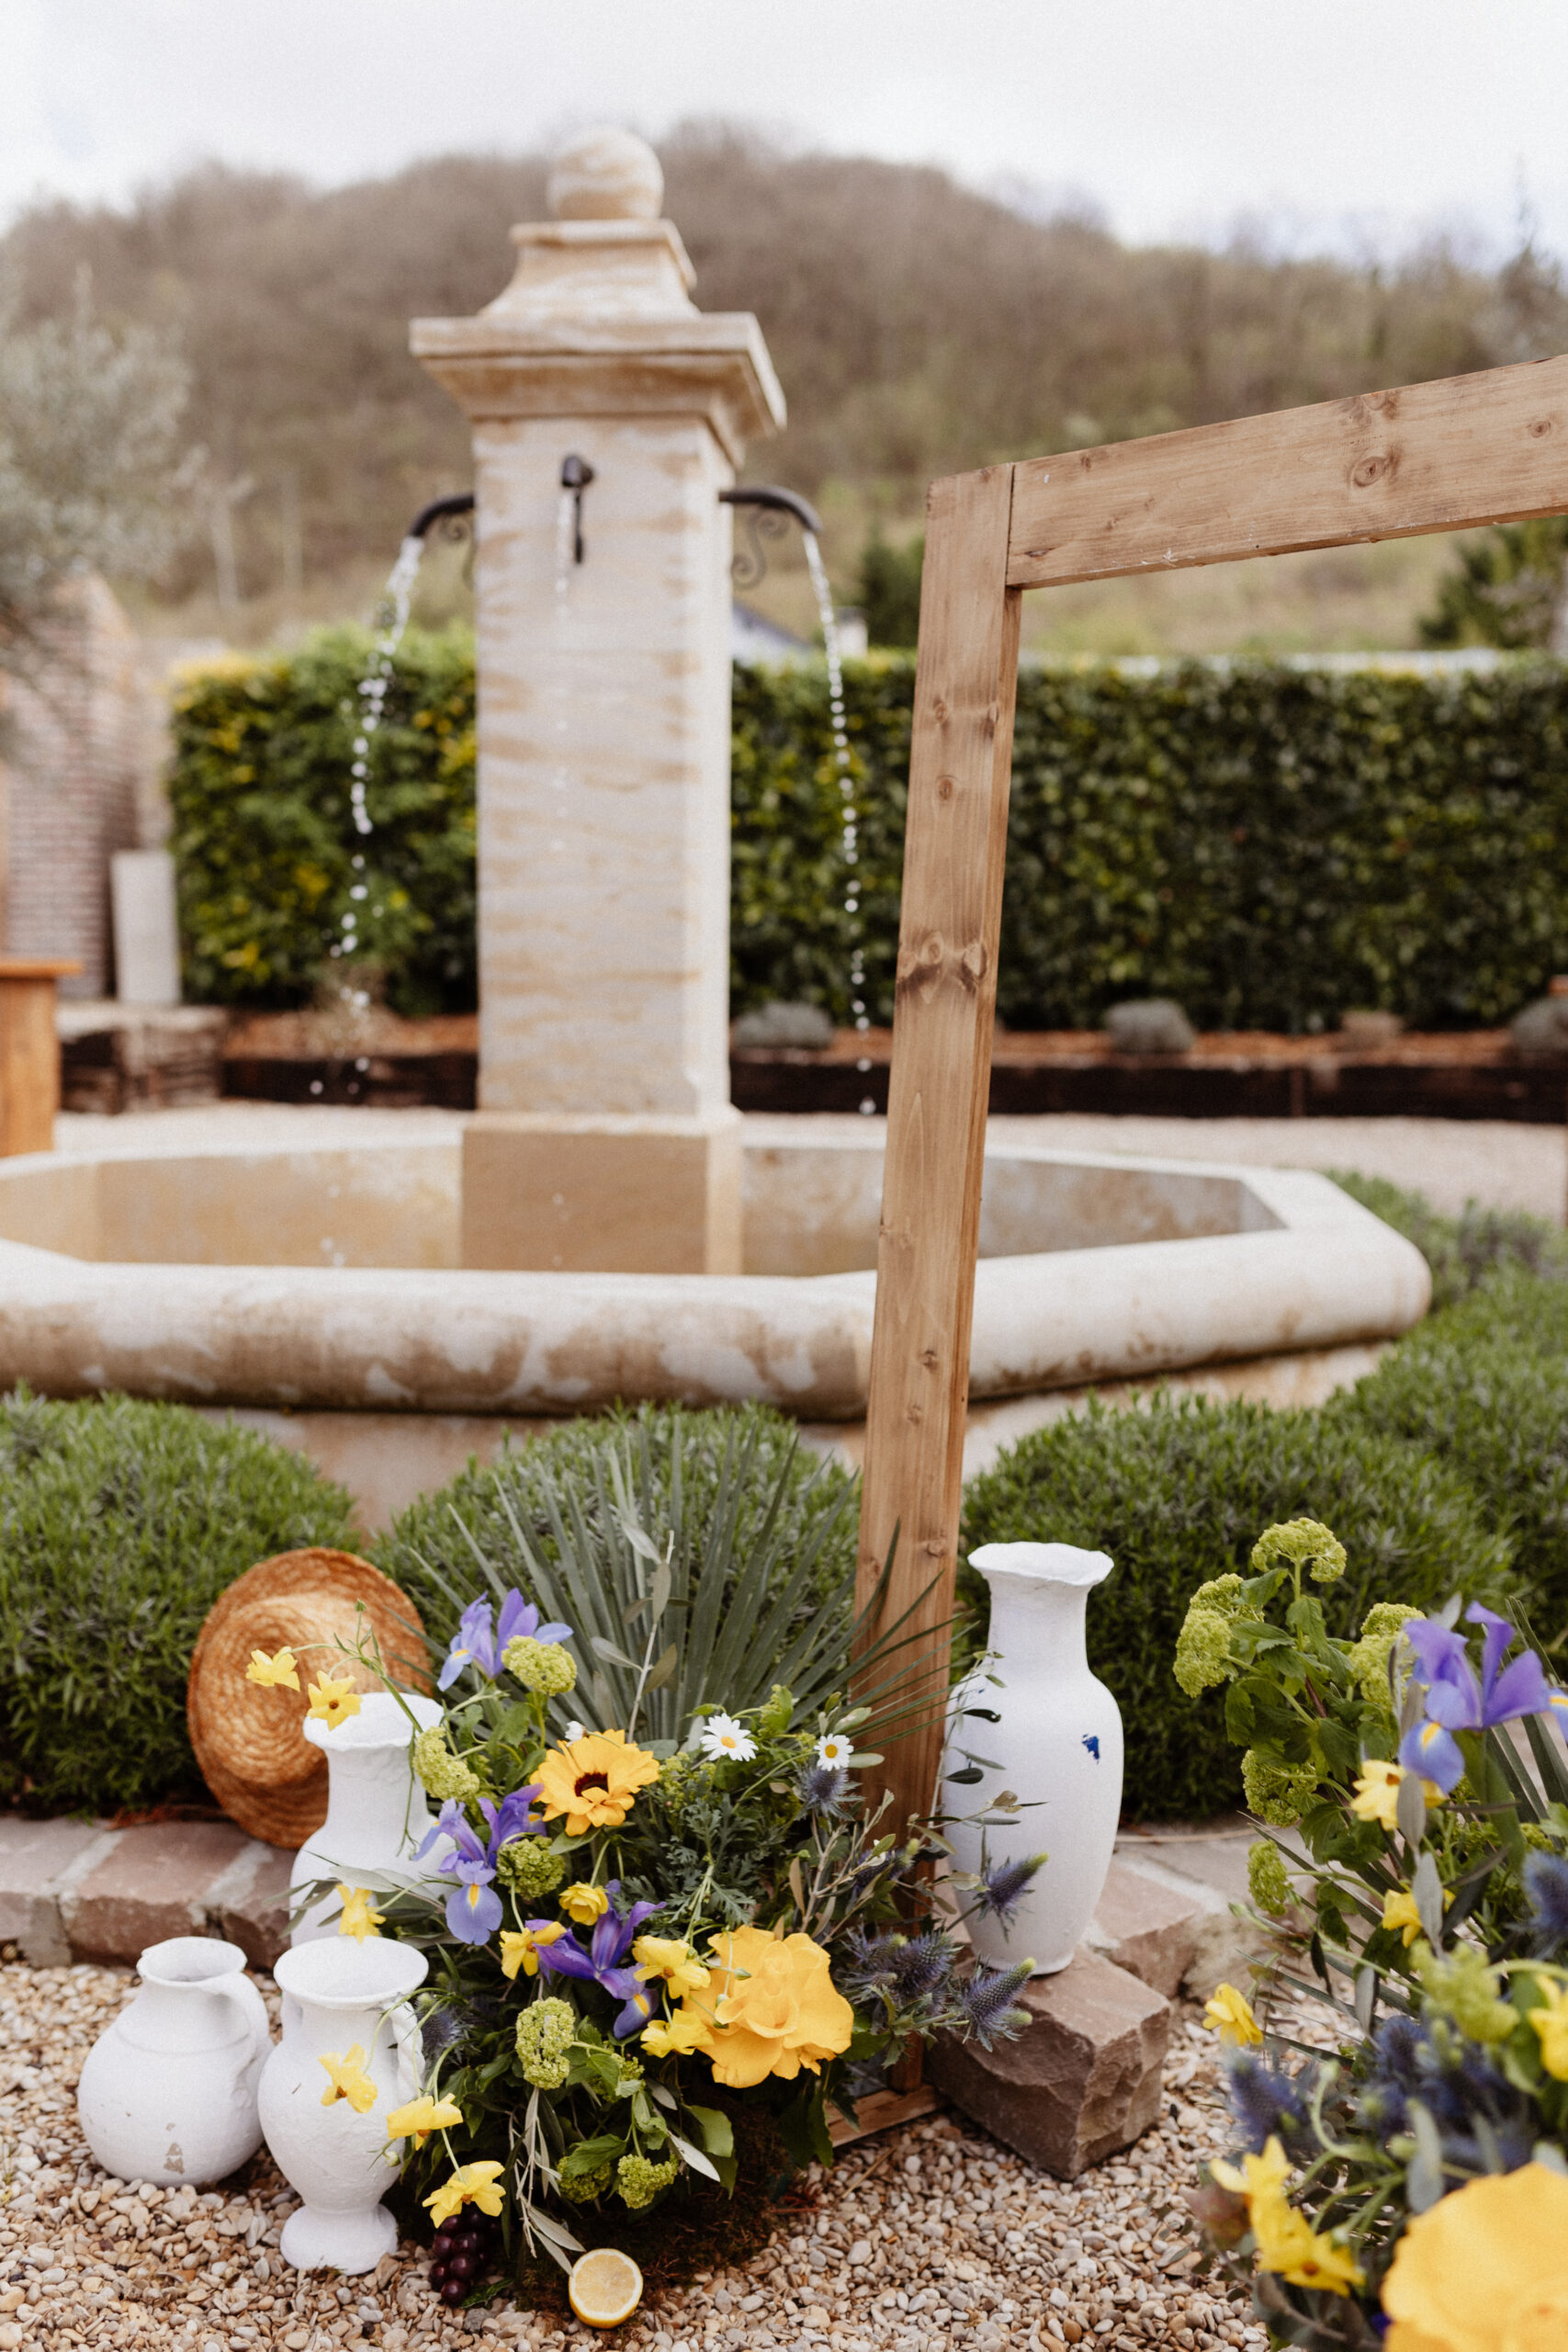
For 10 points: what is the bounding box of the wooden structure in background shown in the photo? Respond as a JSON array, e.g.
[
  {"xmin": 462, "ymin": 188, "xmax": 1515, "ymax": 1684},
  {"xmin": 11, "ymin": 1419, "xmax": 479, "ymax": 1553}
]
[
  {"xmin": 856, "ymin": 351, "xmax": 1568, "ymax": 1834},
  {"xmin": 0, "ymin": 957, "xmax": 81, "ymax": 1156}
]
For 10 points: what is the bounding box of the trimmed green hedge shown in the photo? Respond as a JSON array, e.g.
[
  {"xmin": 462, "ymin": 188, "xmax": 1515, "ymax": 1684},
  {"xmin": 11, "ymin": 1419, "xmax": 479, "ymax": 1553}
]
[
  {"xmin": 957, "ymin": 1394, "xmax": 1512, "ymax": 1822},
  {"xmin": 0, "ymin": 1391, "xmax": 356, "ymax": 1815},
  {"xmin": 169, "ymin": 636, "xmax": 1568, "ymax": 1030}
]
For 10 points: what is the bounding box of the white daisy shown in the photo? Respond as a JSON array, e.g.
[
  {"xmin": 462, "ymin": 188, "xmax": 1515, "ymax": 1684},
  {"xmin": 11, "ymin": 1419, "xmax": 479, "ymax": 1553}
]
[
  {"xmin": 816, "ymin": 1732, "xmax": 852, "ymax": 1768},
  {"xmin": 698, "ymin": 1711, "xmax": 757, "ymax": 1762}
]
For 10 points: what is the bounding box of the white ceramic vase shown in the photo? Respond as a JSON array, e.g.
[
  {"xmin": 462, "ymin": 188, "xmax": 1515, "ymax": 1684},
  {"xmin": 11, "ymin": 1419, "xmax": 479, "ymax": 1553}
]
[
  {"xmin": 290, "ymin": 1690, "xmax": 444, "ymax": 1942},
  {"xmin": 943, "ymin": 1542, "xmax": 1123, "ymax": 1976},
  {"xmin": 76, "ymin": 1936, "xmax": 272, "ymax": 2185},
  {"xmin": 259, "ymin": 1935, "xmax": 429, "ymax": 2273}
]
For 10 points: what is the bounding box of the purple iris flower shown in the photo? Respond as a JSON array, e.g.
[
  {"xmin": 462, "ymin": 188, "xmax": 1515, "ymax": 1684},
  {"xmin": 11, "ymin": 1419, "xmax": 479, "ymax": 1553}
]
[
  {"xmin": 437, "ymin": 1589, "xmax": 572, "ymax": 1690},
  {"xmin": 1398, "ymin": 1604, "xmax": 1565, "ymax": 1794},
  {"xmin": 417, "ymin": 1785, "xmax": 545, "ymax": 1945},
  {"xmin": 535, "ymin": 1889, "xmax": 665, "ymax": 2037}
]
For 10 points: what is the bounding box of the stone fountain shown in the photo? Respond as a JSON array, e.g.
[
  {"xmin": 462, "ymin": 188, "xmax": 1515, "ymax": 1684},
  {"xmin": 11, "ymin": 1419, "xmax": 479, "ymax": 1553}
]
[{"xmin": 0, "ymin": 129, "xmax": 1427, "ymax": 1524}]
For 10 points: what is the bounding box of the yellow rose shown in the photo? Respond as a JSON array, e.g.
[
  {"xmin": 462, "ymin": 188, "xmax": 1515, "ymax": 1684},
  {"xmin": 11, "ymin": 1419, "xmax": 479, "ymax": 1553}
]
[
  {"xmin": 1382, "ymin": 2163, "xmax": 1568, "ymax": 2350},
  {"xmin": 559, "ymin": 1882, "xmax": 610, "ymax": 1927},
  {"xmin": 676, "ymin": 1925, "xmax": 853, "ymax": 2089}
]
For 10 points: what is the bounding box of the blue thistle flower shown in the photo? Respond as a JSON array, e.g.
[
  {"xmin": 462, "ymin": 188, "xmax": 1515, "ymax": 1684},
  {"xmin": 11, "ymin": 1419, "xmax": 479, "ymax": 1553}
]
[
  {"xmin": 1524, "ymin": 1852, "xmax": 1568, "ymax": 1956},
  {"xmin": 1356, "ymin": 2009, "xmax": 1533, "ymax": 2172},
  {"xmin": 974, "ymin": 1853, "xmax": 1047, "ymax": 1927},
  {"xmin": 953, "ymin": 1962, "xmax": 1032, "ymax": 2050},
  {"xmin": 795, "ymin": 1760, "xmax": 851, "ymax": 1816},
  {"xmin": 888, "ymin": 1930, "xmax": 954, "ymax": 2003},
  {"xmin": 1224, "ymin": 2047, "xmax": 1310, "ymax": 2157}
]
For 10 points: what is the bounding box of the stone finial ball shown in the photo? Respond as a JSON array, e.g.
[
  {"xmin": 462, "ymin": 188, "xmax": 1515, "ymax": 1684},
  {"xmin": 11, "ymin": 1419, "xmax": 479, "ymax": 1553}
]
[{"xmin": 547, "ymin": 128, "xmax": 664, "ymax": 221}]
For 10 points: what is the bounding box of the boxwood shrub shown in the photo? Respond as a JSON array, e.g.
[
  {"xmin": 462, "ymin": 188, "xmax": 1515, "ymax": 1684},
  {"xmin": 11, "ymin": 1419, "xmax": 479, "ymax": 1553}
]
[
  {"xmin": 958, "ymin": 1394, "xmax": 1512, "ymax": 1822},
  {"xmin": 0, "ymin": 1390, "xmax": 356, "ymax": 1815}
]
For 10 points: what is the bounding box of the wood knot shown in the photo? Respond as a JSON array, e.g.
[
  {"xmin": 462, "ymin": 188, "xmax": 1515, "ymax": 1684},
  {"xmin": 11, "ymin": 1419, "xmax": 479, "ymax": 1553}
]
[
  {"xmin": 1349, "ymin": 451, "xmax": 1393, "ymax": 492},
  {"xmin": 1529, "ymin": 415, "xmax": 1557, "ymax": 439},
  {"xmin": 919, "ymin": 1349, "xmax": 940, "ymax": 1371},
  {"xmin": 931, "ymin": 696, "xmax": 949, "ymax": 724},
  {"xmin": 936, "ymin": 775, "xmax": 955, "ymax": 801}
]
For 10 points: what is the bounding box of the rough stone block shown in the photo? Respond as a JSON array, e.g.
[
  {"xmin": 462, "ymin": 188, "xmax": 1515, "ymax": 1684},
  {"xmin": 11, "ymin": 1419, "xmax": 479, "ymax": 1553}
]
[
  {"xmin": 461, "ymin": 1110, "xmax": 743, "ymax": 1273},
  {"xmin": 1111, "ymin": 1837, "xmax": 1268, "ymax": 1999},
  {"xmin": 1087, "ymin": 1858, "xmax": 1202, "ymax": 1998},
  {"xmin": 0, "ymin": 1816, "xmax": 116, "ymax": 1967},
  {"xmin": 62, "ymin": 1821, "xmax": 253, "ymax": 1963},
  {"xmin": 926, "ymin": 1949, "xmax": 1169, "ymax": 2177},
  {"xmin": 213, "ymin": 1841, "xmax": 296, "ymax": 1970}
]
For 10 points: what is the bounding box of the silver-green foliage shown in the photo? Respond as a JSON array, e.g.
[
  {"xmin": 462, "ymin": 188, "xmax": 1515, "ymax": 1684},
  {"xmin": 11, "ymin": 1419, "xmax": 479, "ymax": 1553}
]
[{"xmin": 378, "ymin": 1404, "xmax": 863, "ymax": 1743}]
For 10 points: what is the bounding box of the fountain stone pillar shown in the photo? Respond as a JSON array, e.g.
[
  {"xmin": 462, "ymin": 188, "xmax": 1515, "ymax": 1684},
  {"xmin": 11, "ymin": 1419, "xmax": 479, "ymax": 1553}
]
[{"xmin": 412, "ymin": 129, "xmax": 785, "ymax": 1272}]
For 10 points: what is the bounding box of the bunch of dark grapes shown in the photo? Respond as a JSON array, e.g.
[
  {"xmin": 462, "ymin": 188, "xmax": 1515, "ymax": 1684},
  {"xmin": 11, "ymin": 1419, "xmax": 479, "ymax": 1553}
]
[{"xmin": 429, "ymin": 2214, "xmax": 493, "ymax": 2305}]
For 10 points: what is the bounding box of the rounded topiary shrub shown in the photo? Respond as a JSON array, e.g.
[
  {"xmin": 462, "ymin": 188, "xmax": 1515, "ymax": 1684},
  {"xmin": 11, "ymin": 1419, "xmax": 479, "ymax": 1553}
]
[
  {"xmin": 958, "ymin": 1393, "xmax": 1512, "ymax": 1822},
  {"xmin": 377, "ymin": 1402, "xmax": 860, "ymax": 1668},
  {"xmin": 0, "ymin": 1389, "xmax": 356, "ymax": 1815}
]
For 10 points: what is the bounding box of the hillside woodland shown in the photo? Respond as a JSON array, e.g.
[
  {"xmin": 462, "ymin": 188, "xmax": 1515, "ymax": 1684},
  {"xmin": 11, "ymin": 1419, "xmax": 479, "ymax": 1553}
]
[{"xmin": 5, "ymin": 124, "xmax": 1567, "ymax": 634}]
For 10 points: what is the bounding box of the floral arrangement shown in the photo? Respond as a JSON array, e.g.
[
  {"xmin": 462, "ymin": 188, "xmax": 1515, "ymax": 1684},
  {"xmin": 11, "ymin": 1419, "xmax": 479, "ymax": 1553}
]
[
  {"xmin": 251, "ymin": 1559, "xmax": 1037, "ymax": 2287},
  {"xmin": 1174, "ymin": 1517, "xmax": 1568, "ymax": 2347}
]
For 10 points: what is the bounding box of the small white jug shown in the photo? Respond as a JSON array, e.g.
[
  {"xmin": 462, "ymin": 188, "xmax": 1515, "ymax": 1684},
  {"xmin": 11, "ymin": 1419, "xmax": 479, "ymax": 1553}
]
[
  {"xmin": 943, "ymin": 1542, "xmax": 1124, "ymax": 1975},
  {"xmin": 259, "ymin": 1934, "xmax": 428, "ymax": 2274},
  {"xmin": 77, "ymin": 1936, "xmax": 272, "ymax": 2185},
  {"xmin": 290, "ymin": 1690, "xmax": 444, "ymax": 1942}
]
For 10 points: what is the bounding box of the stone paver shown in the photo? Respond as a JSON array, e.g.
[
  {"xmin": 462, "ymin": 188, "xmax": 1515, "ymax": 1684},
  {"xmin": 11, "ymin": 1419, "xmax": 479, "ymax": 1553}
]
[{"xmin": 62, "ymin": 1820, "xmax": 257, "ymax": 1962}]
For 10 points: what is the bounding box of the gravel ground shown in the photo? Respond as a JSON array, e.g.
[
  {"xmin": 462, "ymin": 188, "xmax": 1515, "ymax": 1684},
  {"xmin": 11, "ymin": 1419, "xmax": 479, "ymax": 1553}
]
[{"xmin": 0, "ymin": 1960, "xmax": 1265, "ymax": 2352}]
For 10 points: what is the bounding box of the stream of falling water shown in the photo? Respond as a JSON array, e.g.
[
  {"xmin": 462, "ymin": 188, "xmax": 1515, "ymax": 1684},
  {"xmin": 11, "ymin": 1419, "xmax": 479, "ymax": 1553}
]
[
  {"xmin": 801, "ymin": 530, "xmax": 875, "ymax": 1114},
  {"xmin": 333, "ymin": 533, "xmax": 426, "ymax": 978}
]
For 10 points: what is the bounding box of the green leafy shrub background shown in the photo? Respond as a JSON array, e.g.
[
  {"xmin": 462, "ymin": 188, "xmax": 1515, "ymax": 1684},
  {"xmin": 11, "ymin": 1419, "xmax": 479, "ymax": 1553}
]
[
  {"xmin": 958, "ymin": 1395, "xmax": 1510, "ymax": 1822},
  {"xmin": 169, "ymin": 639, "xmax": 1568, "ymax": 1030},
  {"xmin": 0, "ymin": 1392, "xmax": 355, "ymax": 1814}
]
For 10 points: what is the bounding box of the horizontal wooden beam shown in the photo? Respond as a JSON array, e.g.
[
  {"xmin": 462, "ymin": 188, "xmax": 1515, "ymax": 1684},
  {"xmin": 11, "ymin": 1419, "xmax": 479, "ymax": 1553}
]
[{"xmin": 1008, "ymin": 352, "xmax": 1568, "ymax": 589}]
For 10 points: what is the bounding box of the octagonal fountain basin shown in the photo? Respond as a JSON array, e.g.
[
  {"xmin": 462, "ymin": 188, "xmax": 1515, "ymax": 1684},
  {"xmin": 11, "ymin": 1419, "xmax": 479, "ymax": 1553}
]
[{"xmin": 0, "ymin": 1109, "xmax": 1427, "ymax": 1523}]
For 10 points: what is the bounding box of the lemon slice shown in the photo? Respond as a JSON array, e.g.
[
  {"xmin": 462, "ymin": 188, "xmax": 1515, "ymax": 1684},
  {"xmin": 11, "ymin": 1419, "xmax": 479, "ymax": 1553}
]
[{"xmin": 568, "ymin": 2247, "xmax": 644, "ymax": 2329}]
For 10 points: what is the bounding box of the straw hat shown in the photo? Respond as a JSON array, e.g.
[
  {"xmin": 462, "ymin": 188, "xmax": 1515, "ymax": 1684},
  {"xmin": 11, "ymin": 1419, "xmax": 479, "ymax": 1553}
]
[{"xmin": 187, "ymin": 1548, "xmax": 432, "ymax": 1849}]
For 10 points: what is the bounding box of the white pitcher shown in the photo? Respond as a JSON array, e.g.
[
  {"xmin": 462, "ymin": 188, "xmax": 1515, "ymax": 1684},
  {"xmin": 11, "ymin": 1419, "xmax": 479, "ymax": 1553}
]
[
  {"xmin": 290, "ymin": 1690, "xmax": 444, "ymax": 1942},
  {"xmin": 259, "ymin": 1934, "xmax": 429, "ymax": 2273},
  {"xmin": 76, "ymin": 1936, "xmax": 272, "ymax": 2185},
  {"xmin": 943, "ymin": 1542, "xmax": 1123, "ymax": 1975}
]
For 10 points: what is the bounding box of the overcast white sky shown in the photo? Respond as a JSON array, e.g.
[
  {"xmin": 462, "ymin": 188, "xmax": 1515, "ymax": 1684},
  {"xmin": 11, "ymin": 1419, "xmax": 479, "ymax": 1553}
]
[{"xmin": 4, "ymin": 0, "xmax": 1568, "ymax": 260}]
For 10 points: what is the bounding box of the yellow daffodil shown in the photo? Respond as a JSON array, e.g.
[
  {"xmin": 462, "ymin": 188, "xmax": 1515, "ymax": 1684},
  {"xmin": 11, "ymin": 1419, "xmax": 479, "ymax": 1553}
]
[
  {"xmin": 1350, "ymin": 1758, "xmax": 1443, "ymax": 1833},
  {"xmin": 335, "ymin": 1885, "xmax": 385, "ymax": 1944},
  {"xmin": 245, "ymin": 1646, "xmax": 300, "ymax": 1691},
  {"xmin": 640, "ymin": 2009, "xmax": 710, "ymax": 2059},
  {"xmin": 386, "ymin": 2094, "xmax": 463, "ymax": 2149},
  {"xmin": 1381, "ymin": 2161, "xmax": 1568, "ymax": 2349},
  {"xmin": 559, "ymin": 1881, "xmax": 610, "ymax": 1926},
  {"xmin": 307, "ymin": 1673, "xmax": 362, "ymax": 1730},
  {"xmin": 536, "ymin": 1729, "xmax": 660, "ymax": 1836},
  {"xmin": 1382, "ymin": 1885, "xmax": 1449, "ymax": 1949},
  {"xmin": 671, "ymin": 1925, "xmax": 854, "ymax": 2089},
  {"xmin": 1528, "ymin": 1978, "xmax": 1568, "ymax": 2080},
  {"xmin": 499, "ymin": 1923, "xmax": 566, "ymax": 1980},
  {"xmin": 1213, "ymin": 2137, "xmax": 1363, "ymax": 2300},
  {"xmin": 1203, "ymin": 1982, "xmax": 1263, "ymax": 2048},
  {"xmin": 318, "ymin": 2043, "xmax": 378, "ymax": 2114},
  {"xmin": 423, "ymin": 2161, "xmax": 506, "ymax": 2229},
  {"xmin": 632, "ymin": 1935, "xmax": 710, "ymax": 2000}
]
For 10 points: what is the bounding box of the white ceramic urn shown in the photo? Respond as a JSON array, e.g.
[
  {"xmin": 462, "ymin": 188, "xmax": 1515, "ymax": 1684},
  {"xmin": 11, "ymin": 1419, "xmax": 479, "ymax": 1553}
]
[
  {"xmin": 290, "ymin": 1690, "xmax": 444, "ymax": 1942},
  {"xmin": 259, "ymin": 1934, "xmax": 429, "ymax": 2273},
  {"xmin": 76, "ymin": 1936, "xmax": 272, "ymax": 2185},
  {"xmin": 943, "ymin": 1542, "xmax": 1123, "ymax": 1976}
]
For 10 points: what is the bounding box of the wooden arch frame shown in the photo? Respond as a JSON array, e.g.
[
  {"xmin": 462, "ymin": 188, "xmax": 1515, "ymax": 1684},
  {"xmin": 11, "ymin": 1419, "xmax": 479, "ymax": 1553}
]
[{"xmin": 855, "ymin": 351, "xmax": 1568, "ymax": 1830}]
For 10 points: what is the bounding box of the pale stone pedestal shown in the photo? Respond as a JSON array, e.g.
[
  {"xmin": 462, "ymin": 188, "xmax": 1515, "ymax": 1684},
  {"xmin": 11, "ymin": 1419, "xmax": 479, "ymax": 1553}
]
[{"xmin": 461, "ymin": 1109, "xmax": 743, "ymax": 1273}]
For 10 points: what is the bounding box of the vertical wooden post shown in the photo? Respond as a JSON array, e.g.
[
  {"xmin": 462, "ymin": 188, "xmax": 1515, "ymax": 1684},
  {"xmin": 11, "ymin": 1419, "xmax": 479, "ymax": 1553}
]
[
  {"xmin": 0, "ymin": 958, "xmax": 80, "ymax": 1156},
  {"xmin": 855, "ymin": 465, "xmax": 1021, "ymax": 1834}
]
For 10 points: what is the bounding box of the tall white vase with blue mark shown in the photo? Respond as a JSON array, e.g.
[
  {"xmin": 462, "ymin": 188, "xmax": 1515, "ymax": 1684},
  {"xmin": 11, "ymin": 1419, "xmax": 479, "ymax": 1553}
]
[{"xmin": 944, "ymin": 1542, "xmax": 1123, "ymax": 1975}]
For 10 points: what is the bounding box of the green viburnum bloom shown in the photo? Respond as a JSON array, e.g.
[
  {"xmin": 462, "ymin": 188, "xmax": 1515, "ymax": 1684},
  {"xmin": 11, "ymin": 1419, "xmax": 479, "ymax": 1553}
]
[
  {"xmin": 1250, "ymin": 1518, "xmax": 1348, "ymax": 1585},
  {"xmin": 1174, "ymin": 1607, "xmax": 1233, "ymax": 1698},
  {"xmin": 1191, "ymin": 1573, "xmax": 1249, "ymax": 1619},
  {"xmin": 1413, "ymin": 1939, "xmax": 1517, "ymax": 2044},
  {"xmin": 412, "ymin": 1725, "xmax": 482, "ymax": 1804},
  {"xmin": 1247, "ymin": 1839, "xmax": 1292, "ymax": 1917},
  {"xmin": 515, "ymin": 1996, "xmax": 576, "ymax": 2089},
  {"xmin": 1346, "ymin": 1601, "xmax": 1424, "ymax": 1709},
  {"xmin": 502, "ymin": 1634, "xmax": 578, "ymax": 1697},
  {"xmin": 616, "ymin": 2153, "xmax": 678, "ymax": 2211},
  {"xmin": 1241, "ymin": 1748, "xmax": 1320, "ymax": 1826},
  {"xmin": 495, "ymin": 1835, "xmax": 567, "ymax": 1901},
  {"xmin": 558, "ymin": 2161, "xmax": 614, "ymax": 2204}
]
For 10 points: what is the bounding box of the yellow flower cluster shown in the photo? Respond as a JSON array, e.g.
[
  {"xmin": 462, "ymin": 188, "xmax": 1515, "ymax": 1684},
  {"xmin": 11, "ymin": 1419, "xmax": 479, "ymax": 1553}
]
[{"xmin": 1212, "ymin": 2138, "xmax": 1363, "ymax": 2299}]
